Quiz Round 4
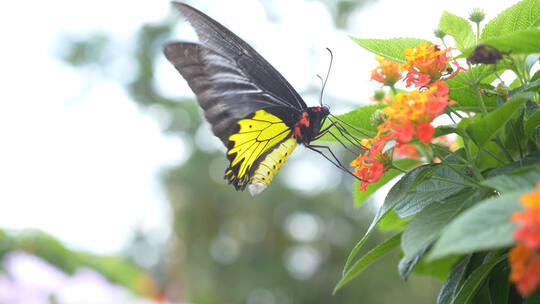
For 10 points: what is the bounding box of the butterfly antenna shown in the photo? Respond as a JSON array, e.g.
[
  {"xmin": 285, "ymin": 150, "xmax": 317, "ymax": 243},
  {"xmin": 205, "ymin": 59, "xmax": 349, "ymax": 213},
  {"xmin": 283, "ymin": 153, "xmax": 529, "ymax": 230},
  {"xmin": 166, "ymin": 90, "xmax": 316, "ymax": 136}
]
[{"xmin": 317, "ymin": 48, "xmax": 334, "ymax": 106}]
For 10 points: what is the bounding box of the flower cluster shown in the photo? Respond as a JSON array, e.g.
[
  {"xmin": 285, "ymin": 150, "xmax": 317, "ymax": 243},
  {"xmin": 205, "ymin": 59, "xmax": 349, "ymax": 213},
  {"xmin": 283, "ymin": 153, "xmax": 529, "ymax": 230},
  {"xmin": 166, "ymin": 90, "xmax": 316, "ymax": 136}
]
[
  {"xmin": 401, "ymin": 42, "xmax": 465, "ymax": 87},
  {"xmin": 510, "ymin": 182, "xmax": 540, "ymax": 297},
  {"xmin": 352, "ymin": 43, "xmax": 460, "ymax": 191},
  {"xmin": 350, "ymin": 137, "xmax": 391, "ymax": 191},
  {"xmin": 371, "ymin": 55, "xmax": 403, "ymax": 86},
  {"xmin": 380, "ymin": 81, "xmax": 454, "ymax": 144}
]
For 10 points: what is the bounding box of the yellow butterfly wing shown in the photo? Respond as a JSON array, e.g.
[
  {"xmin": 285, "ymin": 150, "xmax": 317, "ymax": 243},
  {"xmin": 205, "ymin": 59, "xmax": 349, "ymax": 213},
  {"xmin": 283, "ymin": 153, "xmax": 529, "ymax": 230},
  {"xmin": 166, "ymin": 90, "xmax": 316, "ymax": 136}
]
[{"xmin": 225, "ymin": 110, "xmax": 296, "ymax": 193}]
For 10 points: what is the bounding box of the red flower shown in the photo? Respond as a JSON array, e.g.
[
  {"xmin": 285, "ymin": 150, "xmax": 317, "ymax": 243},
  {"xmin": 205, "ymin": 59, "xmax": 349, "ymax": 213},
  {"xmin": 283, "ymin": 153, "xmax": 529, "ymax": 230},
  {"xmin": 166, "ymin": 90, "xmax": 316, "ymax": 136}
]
[
  {"xmin": 350, "ymin": 138, "xmax": 390, "ymax": 192},
  {"xmin": 416, "ymin": 123, "xmax": 435, "ymax": 143},
  {"xmin": 391, "ymin": 122, "xmax": 415, "ymax": 144},
  {"xmin": 394, "ymin": 144, "xmax": 419, "ymax": 159},
  {"xmin": 510, "ymin": 182, "xmax": 540, "ymax": 296}
]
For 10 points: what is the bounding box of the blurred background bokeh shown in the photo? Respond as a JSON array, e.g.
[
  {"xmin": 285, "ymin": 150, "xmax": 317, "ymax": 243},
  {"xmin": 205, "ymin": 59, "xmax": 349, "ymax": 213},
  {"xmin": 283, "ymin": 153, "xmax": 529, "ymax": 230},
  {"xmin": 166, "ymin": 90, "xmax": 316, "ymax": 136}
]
[{"xmin": 0, "ymin": 0, "xmax": 516, "ymax": 303}]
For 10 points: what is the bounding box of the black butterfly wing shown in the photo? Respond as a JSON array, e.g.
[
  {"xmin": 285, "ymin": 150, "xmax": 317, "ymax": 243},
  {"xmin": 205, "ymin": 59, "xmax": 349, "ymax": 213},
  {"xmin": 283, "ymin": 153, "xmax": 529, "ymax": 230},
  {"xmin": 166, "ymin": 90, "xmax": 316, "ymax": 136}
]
[
  {"xmin": 163, "ymin": 2, "xmax": 307, "ymax": 144},
  {"xmin": 164, "ymin": 42, "xmax": 299, "ymax": 144}
]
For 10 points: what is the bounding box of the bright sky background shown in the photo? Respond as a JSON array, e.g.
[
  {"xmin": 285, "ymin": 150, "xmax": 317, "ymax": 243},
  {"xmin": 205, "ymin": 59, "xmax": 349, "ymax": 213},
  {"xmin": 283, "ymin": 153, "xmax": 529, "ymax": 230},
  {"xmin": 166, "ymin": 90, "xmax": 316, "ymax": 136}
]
[{"xmin": 0, "ymin": 0, "xmax": 517, "ymax": 254}]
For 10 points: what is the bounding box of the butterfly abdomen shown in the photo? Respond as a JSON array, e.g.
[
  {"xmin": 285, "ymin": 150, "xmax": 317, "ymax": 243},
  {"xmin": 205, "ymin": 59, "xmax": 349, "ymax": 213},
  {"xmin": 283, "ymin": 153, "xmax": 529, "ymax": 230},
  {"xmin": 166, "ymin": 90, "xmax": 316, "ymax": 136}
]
[{"xmin": 248, "ymin": 137, "xmax": 297, "ymax": 196}]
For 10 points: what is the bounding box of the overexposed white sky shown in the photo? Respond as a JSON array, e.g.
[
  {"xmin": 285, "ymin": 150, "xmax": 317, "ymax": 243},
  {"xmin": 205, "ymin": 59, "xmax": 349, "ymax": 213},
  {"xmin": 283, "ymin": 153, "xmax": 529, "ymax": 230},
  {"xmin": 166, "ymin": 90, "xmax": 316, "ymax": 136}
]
[{"xmin": 0, "ymin": 0, "xmax": 517, "ymax": 254}]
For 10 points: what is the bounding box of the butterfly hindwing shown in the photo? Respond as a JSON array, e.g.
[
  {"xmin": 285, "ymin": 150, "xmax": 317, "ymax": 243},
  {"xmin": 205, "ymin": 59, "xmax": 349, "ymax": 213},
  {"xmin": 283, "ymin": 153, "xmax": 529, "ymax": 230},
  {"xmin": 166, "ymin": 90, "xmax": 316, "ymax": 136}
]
[{"xmin": 225, "ymin": 110, "xmax": 292, "ymax": 190}]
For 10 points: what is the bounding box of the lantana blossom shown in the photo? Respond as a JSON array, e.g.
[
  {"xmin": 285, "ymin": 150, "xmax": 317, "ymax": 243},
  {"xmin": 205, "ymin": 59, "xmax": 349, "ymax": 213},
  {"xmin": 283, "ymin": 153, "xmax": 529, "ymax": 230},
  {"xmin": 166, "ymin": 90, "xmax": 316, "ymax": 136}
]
[
  {"xmin": 509, "ymin": 182, "xmax": 540, "ymax": 297},
  {"xmin": 370, "ymin": 55, "xmax": 402, "ymax": 86},
  {"xmin": 401, "ymin": 42, "xmax": 466, "ymax": 87}
]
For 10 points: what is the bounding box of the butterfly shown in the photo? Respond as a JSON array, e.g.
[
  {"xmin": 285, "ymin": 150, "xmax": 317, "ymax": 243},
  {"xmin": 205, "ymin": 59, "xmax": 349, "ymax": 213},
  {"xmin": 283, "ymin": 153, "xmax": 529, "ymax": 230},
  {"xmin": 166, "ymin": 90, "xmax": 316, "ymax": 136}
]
[{"xmin": 163, "ymin": 2, "xmax": 363, "ymax": 196}]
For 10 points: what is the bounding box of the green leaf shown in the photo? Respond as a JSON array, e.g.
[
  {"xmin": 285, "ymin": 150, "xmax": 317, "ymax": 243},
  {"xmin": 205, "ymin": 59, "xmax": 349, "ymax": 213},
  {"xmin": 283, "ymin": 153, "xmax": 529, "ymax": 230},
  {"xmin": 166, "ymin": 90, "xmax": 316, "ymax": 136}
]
[
  {"xmin": 341, "ymin": 164, "xmax": 438, "ymax": 278},
  {"xmin": 354, "ymin": 158, "xmax": 420, "ymax": 206},
  {"xmin": 333, "ymin": 233, "xmax": 401, "ymax": 294},
  {"xmin": 488, "ymin": 151, "xmax": 540, "ymax": 176},
  {"xmin": 428, "ymin": 192, "xmax": 523, "ymax": 261},
  {"xmin": 532, "ymin": 69, "xmax": 540, "ymax": 82},
  {"xmin": 488, "ymin": 262, "xmax": 510, "ymax": 304},
  {"xmin": 437, "ymin": 256, "xmax": 471, "ymax": 304},
  {"xmin": 401, "ymin": 188, "xmax": 483, "ymax": 261},
  {"xmin": 379, "ymin": 210, "xmax": 410, "ymax": 232},
  {"xmin": 526, "ymin": 108, "xmax": 540, "ymax": 137},
  {"xmin": 350, "ymin": 37, "xmax": 429, "ymax": 63},
  {"xmin": 398, "ymin": 243, "xmax": 431, "ymax": 280},
  {"xmin": 525, "ymin": 54, "xmax": 540, "ymax": 74},
  {"xmin": 413, "ymin": 255, "xmax": 458, "ymax": 281},
  {"xmin": 461, "ymin": 29, "xmax": 540, "ymax": 58},
  {"xmin": 394, "ymin": 167, "xmax": 468, "ymax": 218},
  {"xmin": 483, "ymin": 166, "xmax": 540, "ymax": 193},
  {"xmin": 446, "ymin": 72, "xmax": 496, "ymax": 112},
  {"xmin": 319, "ymin": 104, "xmax": 385, "ymax": 142},
  {"xmin": 481, "ymin": 0, "xmax": 540, "ymax": 39},
  {"xmin": 434, "ymin": 125, "xmax": 461, "ymax": 138},
  {"xmin": 510, "ymin": 79, "xmax": 540, "ymax": 96},
  {"xmin": 438, "ymin": 11, "xmax": 475, "ymax": 51},
  {"xmin": 466, "ymin": 93, "xmax": 529, "ymax": 147},
  {"xmin": 453, "ymin": 254, "xmax": 508, "ymax": 304}
]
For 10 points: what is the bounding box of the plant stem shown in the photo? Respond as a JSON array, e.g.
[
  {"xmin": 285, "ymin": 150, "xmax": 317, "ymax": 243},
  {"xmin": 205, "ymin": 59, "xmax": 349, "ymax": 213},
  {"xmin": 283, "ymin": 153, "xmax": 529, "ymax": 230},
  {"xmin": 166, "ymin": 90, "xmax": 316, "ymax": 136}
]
[
  {"xmin": 509, "ymin": 120, "xmax": 524, "ymax": 162},
  {"xmin": 473, "ymin": 83, "xmax": 488, "ymax": 115},
  {"xmin": 463, "ymin": 138, "xmax": 485, "ymax": 181},
  {"xmin": 390, "ymin": 164, "xmax": 408, "ymax": 174},
  {"xmin": 478, "ymin": 144, "xmax": 507, "ymax": 165},
  {"xmin": 390, "ymin": 85, "xmax": 397, "ymax": 96},
  {"xmin": 493, "ymin": 136, "xmax": 514, "ymax": 162},
  {"xmin": 417, "ymin": 143, "xmax": 434, "ymax": 163}
]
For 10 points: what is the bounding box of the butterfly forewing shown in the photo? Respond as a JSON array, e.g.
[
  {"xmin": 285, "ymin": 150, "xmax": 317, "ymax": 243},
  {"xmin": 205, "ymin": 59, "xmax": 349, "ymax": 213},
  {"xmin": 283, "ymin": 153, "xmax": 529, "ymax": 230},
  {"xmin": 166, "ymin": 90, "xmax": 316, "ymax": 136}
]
[{"xmin": 170, "ymin": 2, "xmax": 307, "ymax": 111}]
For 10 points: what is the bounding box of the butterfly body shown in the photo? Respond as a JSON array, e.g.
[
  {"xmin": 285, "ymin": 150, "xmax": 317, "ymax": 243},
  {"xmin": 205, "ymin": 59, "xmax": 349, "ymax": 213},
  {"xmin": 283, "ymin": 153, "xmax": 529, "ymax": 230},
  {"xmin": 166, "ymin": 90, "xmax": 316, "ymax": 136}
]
[{"xmin": 164, "ymin": 2, "xmax": 332, "ymax": 195}]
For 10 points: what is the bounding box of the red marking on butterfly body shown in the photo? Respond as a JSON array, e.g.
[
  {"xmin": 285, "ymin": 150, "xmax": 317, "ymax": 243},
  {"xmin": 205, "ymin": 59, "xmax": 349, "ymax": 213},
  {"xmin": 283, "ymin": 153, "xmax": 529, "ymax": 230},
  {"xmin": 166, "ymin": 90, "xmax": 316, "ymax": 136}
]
[{"xmin": 293, "ymin": 112, "xmax": 310, "ymax": 138}]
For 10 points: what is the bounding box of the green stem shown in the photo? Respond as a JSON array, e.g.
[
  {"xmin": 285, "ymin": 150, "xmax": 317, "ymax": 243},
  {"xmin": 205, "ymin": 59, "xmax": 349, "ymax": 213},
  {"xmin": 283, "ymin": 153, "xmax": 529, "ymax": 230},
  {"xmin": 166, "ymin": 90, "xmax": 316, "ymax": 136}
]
[
  {"xmin": 476, "ymin": 23, "xmax": 480, "ymax": 43},
  {"xmin": 390, "ymin": 165, "xmax": 407, "ymax": 174},
  {"xmin": 441, "ymin": 38, "xmax": 448, "ymax": 49},
  {"xmin": 473, "ymin": 83, "xmax": 488, "ymax": 115},
  {"xmin": 416, "ymin": 143, "xmax": 434, "ymax": 163},
  {"xmin": 463, "ymin": 138, "xmax": 485, "ymax": 181},
  {"xmin": 478, "ymin": 144, "xmax": 507, "ymax": 165},
  {"xmin": 429, "ymin": 143, "xmax": 468, "ymax": 165},
  {"xmin": 493, "ymin": 136, "xmax": 513, "ymax": 162},
  {"xmin": 509, "ymin": 120, "xmax": 524, "ymax": 161},
  {"xmin": 390, "ymin": 85, "xmax": 397, "ymax": 96}
]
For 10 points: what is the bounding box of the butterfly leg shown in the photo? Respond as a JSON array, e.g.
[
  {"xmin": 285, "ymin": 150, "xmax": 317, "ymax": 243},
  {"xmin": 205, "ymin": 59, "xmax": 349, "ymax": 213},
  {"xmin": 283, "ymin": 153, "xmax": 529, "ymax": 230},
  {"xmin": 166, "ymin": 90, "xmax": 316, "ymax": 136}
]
[{"xmin": 306, "ymin": 144, "xmax": 364, "ymax": 182}]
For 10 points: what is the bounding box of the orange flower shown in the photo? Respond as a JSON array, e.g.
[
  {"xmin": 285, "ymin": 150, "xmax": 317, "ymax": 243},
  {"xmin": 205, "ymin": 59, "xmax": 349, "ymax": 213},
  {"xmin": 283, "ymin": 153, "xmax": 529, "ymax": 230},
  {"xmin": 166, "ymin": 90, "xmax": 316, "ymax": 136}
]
[
  {"xmin": 370, "ymin": 55, "xmax": 402, "ymax": 86},
  {"xmin": 509, "ymin": 182, "xmax": 540, "ymax": 297},
  {"xmin": 509, "ymin": 244, "xmax": 540, "ymax": 297},
  {"xmin": 394, "ymin": 144, "xmax": 419, "ymax": 159},
  {"xmin": 522, "ymin": 183, "xmax": 540, "ymax": 207},
  {"xmin": 416, "ymin": 123, "xmax": 435, "ymax": 143},
  {"xmin": 350, "ymin": 138, "xmax": 390, "ymax": 191},
  {"xmin": 401, "ymin": 42, "xmax": 466, "ymax": 88}
]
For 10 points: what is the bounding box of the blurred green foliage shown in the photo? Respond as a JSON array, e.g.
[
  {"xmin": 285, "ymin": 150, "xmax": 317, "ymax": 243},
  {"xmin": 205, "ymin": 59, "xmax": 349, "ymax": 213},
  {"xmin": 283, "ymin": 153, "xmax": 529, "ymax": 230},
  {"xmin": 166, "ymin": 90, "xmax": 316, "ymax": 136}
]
[
  {"xmin": 53, "ymin": 1, "xmax": 444, "ymax": 303},
  {"xmin": 0, "ymin": 229, "xmax": 154, "ymax": 296}
]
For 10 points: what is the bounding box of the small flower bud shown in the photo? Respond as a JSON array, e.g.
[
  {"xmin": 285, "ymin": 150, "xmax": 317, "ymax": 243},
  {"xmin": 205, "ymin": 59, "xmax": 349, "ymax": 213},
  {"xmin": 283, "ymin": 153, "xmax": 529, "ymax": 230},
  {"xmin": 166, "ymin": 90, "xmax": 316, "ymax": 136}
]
[
  {"xmin": 496, "ymin": 82, "xmax": 509, "ymax": 99},
  {"xmin": 434, "ymin": 28, "xmax": 446, "ymax": 39},
  {"xmin": 373, "ymin": 89, "xmax": 385, "ymax": 101},
  {"xmin": 371, "ymin": 109, "xmax": 387, "ymax": 126},
  {"xmin": 469, "ymin": 8, "xmax": 485, "ymax": 24}
]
